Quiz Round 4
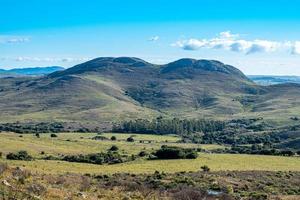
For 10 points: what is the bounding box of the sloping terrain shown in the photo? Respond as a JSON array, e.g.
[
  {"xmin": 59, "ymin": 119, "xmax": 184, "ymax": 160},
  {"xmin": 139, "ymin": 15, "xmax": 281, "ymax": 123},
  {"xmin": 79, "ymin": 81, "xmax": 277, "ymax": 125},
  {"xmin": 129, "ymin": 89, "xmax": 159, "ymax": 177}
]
[{"xmin": 0, "ymin": 57, "xmax": 300, "ymax": 127}]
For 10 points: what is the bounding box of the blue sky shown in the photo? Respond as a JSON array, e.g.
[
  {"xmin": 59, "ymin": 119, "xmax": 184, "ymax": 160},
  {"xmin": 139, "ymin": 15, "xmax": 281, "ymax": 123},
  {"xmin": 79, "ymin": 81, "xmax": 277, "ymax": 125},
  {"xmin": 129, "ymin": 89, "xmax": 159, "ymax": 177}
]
[{"xmin": 1, "ymin": 0, "xmax": 300, "ymax": 75}]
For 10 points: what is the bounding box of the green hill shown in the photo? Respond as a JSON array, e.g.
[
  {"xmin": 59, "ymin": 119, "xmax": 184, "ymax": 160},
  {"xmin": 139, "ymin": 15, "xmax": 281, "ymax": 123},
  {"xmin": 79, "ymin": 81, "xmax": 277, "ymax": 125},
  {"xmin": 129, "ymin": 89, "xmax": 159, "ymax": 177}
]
[{"xmin": 0, "ymin": 57, "xmax": 300, "ymax": 128}]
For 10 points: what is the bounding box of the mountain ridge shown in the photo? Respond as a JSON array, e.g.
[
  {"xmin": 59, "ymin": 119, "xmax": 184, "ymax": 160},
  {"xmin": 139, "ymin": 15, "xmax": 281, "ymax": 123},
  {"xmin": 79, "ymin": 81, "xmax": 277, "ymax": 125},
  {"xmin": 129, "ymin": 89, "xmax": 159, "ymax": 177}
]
[{"xmin": 0, "ymin": 57, "xmax": 300, "ymax": 127}]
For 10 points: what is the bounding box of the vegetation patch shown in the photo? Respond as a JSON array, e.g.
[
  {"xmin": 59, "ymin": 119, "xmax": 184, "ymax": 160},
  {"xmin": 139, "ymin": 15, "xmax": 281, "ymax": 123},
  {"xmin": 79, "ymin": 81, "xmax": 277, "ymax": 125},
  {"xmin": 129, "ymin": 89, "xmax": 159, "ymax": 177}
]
[
  {"xmin": 153, "ymin": 146, "xmax": 198, "ymax": 159},
  {"xmin": 62, "ymin": 152, "xmax": 126, "ymax": 165},
  {"xmin": 6, "ymin": 151, "xmax": 33, "ymax": 161}
]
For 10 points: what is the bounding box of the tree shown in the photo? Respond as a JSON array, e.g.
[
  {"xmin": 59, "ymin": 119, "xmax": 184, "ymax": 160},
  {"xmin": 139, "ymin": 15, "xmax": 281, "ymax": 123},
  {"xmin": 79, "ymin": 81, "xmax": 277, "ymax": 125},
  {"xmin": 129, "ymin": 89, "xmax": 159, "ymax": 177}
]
[
  {"xmin": 127, "ymin": 137, "xmax": 134, "ymax": 142},
  {"xmin": 6, "ymin": 151, "xmax": 33, "ymax": 161},
  {"xmin": 111, "ymin": 136, "xmax": 117, "ymax": 141},
  {"xmin": 200, "ymin": 165, "xmax": 210, "ymax": 172},
  {"xmin": 109, "ymin": 145, "xmax": 119, "ymax": 151},
  {"xmin": 153, "ymin": 146, "xmax": 198, "ymax": 159}
]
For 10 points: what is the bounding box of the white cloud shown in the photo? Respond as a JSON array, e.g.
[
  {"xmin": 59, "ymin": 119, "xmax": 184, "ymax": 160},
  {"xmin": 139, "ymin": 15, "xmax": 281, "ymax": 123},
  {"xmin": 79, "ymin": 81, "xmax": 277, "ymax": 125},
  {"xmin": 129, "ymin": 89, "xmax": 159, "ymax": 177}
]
[
  {"xmin": 0, "ymin": 35, "xmax": 30, "ymax": 44},
  {"xmin": 291, "ymin": 41, "xmax": 300, "ymax": 55},
  {"xmin": 8, "ymin": 57, "xmax": 90, "ymax": 62},
  {"xmin": 148, "ymin": 36, "xmax": 159, "ymax": 42},
  {"xmin": 173, "ymin": 31, "xmax": 298, "ymax": 55}
]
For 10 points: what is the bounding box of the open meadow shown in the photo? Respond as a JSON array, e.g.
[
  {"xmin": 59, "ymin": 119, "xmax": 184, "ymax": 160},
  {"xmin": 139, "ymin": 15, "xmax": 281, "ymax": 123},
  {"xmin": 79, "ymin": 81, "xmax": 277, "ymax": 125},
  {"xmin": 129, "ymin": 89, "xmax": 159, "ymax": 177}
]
[{"xmin": 1, "ymin": 132, "xmax": 299, "ymax": 174}]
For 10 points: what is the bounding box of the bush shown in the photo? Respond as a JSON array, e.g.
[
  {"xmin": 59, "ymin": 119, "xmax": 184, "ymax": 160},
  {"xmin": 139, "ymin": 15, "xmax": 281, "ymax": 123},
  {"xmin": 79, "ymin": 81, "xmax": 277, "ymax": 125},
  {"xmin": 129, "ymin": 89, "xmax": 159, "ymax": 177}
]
[
  {"xmin": 109, "ymin": 145, "xmax": 119, "ymax": 151},
  {"xmin": 6, "ymin": 151, "xmax": 33, "ymax": 161},
  {"xmin": 92, "ymin": 135, "xmax": 108, "ymax": 140},
  {"xmin": 138, "ymin": 151, "xmax": 148, "ymax": 157},
  {"xmin": 35, "ymin": 133, "xmax": 40, "ymax": 138},
  {"xmin": 63, "ymin": 152, "xmax": 124, "ymax": 165},
  {"xmin": 0, "ymin": 152, "xmax": 2, "ymax": 158},
  {"xmin": 111, "ymin": 136, "xmax": 117, "ymax": 141},
  {"xmin": 185, "ymin": 151, "xmax": 198, "ymax": 159},
  {"xmin": 127, "ymin": 137, "xmax": 134, "ymax": 142},
  {"xmin": 200, "ymin": 165, "xmax": 210, "ymax": 172},
  {"xmin": 153, "ymin": 146, "xmax": 198, "ymax": 159},
  {"xmin": 50, "ymin": 133, "xmax": 58, "ymax": 138},
  {"xmin": 249, "ymin": 192, "xmax": 268, "ymax": 200}
]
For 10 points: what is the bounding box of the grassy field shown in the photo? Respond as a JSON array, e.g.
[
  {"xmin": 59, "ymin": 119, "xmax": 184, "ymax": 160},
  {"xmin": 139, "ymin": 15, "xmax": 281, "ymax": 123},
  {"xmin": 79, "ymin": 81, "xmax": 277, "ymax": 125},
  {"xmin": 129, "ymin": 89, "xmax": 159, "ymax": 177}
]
[
  {"xmin": 1, "ymin": 132, "xmax": 300, "ymax": 175},
  {"xmin": 2, "ymin": 153, "xmax": 300, "ymax": 175},
  {"xmin": 0, "ymin": 132, "xmax": 221, "ymax": 157}
]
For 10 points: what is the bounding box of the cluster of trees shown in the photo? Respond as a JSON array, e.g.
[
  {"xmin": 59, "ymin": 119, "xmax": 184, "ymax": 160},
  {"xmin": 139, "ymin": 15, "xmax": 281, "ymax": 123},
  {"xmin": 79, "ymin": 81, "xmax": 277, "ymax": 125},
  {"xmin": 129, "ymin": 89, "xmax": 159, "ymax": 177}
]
[
  {"xmin": 212, "ymin": 144, "xmax": 297, "ymax": 156},
  {"xmin": 112, "ymin": 117, "xmax": 225, "ymax": 135},
  {"xmin": 62, "ymin": 151, "xmax": 125, "ymax": 165},
  {"xmin": 0, "ymin": 122, "xmax": 65, "ymax": 134},
  {"xmin": 182, "ymin": 129, "xmax": 297, "ymax": 146},
  {"xmin": 6, "ymin": 151, "xmax": 33, "ymax": 161},
  {"xmin": 153, "ymin": 146, "xmax": 198, "ymax": 159}
]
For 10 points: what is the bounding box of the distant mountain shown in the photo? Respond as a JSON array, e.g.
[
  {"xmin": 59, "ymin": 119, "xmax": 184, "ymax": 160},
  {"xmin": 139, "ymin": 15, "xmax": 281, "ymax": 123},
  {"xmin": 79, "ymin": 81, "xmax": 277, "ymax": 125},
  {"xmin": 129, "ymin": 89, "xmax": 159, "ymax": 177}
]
[
  {"xmin": 1, "ymin": 57, "xmax": 300, "ymax": 128},
  {"xmin": 0, "ymin": 66, "xmax": 64, "ymax": 77},
  {"xmin": 248, "ymin": 75, "xmax": 300, "ymax": 85}
]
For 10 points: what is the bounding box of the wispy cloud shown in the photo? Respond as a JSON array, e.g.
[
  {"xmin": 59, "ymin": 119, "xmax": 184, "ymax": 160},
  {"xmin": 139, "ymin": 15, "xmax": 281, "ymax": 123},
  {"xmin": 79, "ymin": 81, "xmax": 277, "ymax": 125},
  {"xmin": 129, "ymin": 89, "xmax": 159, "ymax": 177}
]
[
  {"xmin": 148, "ymin": 36, "xmax": 159, "ymax": 42},
  {"xmin": 291, "ymin": 41, "xmax": 300, "ymax": 55},
  {"xmin": 0, "ymin": 35, "xmax": 30, "ymax": 44},
  {"xmin": 1, "ymin": 57, "xmax": 90, "ymax": 63},
  {"xmin": 173, "ymin": 31, "xmax": 300, "ymax": 55}
]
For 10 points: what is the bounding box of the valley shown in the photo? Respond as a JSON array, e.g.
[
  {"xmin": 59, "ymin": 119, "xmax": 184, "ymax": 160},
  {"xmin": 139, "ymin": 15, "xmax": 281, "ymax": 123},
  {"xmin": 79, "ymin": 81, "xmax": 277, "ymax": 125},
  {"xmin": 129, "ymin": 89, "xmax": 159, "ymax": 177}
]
[{"xmin": 1, "ymin": 57, "xmax": 300, "ymax": 200}]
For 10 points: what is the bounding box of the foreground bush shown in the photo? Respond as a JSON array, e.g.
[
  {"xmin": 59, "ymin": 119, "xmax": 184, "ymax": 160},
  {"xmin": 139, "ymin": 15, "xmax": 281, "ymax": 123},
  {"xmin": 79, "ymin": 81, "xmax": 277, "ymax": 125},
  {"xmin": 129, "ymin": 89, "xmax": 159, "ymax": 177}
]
[
  {"xmin": 153, "ymin": 146, "xmax": 198, "ymax": 159},
  {"xmin": 6, "ymin": 151, "xmax": 33, "ymax": 161}
]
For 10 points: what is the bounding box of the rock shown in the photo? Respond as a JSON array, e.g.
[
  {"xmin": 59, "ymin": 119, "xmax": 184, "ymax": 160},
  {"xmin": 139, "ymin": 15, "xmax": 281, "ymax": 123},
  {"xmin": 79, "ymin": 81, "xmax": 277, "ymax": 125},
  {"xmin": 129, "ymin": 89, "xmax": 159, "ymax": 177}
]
[
  {"xmin": 2, "ymin": 180, "xmax": 11, "ymax": 187},
  {"xmin": 77, "ymin": 192, "xmax": 87, "ymax": 199}
]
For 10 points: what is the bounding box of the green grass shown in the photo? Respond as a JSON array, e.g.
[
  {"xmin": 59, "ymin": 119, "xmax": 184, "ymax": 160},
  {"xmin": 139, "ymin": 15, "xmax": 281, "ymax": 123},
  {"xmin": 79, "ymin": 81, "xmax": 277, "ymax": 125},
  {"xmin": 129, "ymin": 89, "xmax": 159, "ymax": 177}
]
[
  {"xmin": 0, "ymin": 132, "xmax": 217, "ymax": 157},
  {"xmin": 1, "ymin": 132, "xmax": 299, "ymax": 175},
  {"xmin": 2, "ymin": 153, "xmax": 300, "ymax": 175}
]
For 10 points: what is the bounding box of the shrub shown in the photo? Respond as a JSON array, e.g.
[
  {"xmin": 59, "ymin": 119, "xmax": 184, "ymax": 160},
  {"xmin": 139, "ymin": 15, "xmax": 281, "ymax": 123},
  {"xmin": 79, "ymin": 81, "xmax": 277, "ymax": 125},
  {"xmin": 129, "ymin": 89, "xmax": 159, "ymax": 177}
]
[
  {"xmin": 92, "ymin": 135, "xmax": 108, "ymax": 140},
  {"xmin": 0, "ymin": 152, "xmax": 2, "ymax": 158},
  {"xmin": 35, "ymin": 133, "xmax": 40, "ymax": 138},
  {"xmin": 153, "ymin": 146, "xmax": 198, "ymax": 159},
  {"xmin": 185, "ymin": 151, "xmax": 198, "ymax": 159},
  {"xmin": 109, "ymin": 145, "xmax": 119, "ymax": 151},
  {"xmin": 6, "ymin": 151, "xmax": 33, "ymax": 161},
  {"xmin": 111, "ymin": 136, "xmax": 117, "ymax": 141},
  {"xmin": 249, "ymin": 192, "xmax": 268, "ymax": 200},
  {"xmin": 226, "ymin": 185, "xmax": 234, "ymax": 194},
  {"xmin": 50, "ymin": 133, "xmax": 58, "ymax": 138},
  {"xmin": 200, "ymin": 165, "xmax": 210, "ymax": 172},
  {"xmin": 127, "ymin": 137, "xmax": 134, "ymax": 142},
  {"xmin": 63, "ymin": 152, "xmax": 124, "ymax": 165},
  {"xmin": 138, "ymin": 151, "xmax": 148, "ymax": 157}
]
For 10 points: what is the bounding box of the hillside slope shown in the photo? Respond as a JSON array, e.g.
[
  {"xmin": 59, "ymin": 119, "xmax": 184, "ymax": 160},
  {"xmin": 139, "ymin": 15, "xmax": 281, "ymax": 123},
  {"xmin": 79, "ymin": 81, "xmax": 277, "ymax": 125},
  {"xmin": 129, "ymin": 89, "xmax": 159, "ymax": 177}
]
[{"xmin": 0, "ymin": 57, "xmax": 299, "ymax": 126}]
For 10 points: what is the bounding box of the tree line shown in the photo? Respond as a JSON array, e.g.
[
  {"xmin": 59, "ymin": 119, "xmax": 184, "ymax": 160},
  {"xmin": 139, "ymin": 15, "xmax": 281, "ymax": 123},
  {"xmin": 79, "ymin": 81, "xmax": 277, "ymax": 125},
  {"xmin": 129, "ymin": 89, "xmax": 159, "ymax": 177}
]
[{"xmin": 112, "ymin": 117, "xmax": 225, "ymax": 135}]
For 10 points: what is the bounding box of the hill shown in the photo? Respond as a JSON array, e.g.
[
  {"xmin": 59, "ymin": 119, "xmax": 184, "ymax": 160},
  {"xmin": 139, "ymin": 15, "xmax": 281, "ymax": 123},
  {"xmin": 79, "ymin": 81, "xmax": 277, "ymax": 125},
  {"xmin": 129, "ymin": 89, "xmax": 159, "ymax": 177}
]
[
  {"xmin": 248, "ymin": 75, "xmax": 300, "ymax": 85},
  {"xmin": 0, "ymin": 66, "xmax": 64, "ymax": 77},
  {"xmin": 0, "ymin": 57, "xmax": 300, "ymax": 128}
]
